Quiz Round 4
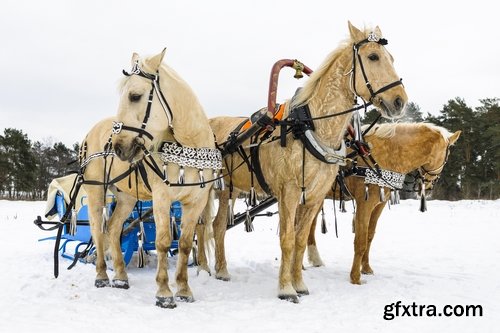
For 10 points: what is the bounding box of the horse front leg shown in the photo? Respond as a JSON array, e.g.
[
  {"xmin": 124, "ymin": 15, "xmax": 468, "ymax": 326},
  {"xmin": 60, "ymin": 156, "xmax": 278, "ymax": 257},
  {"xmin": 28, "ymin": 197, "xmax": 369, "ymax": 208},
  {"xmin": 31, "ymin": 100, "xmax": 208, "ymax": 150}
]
[
  {"xmin": 361, "ymin": 200, "xmax": 387, "ymax": 275},
  {"xmin": 107, "ymin": 188, "xmax": 137, "ymax": 288},
  {"xmin": 277, "ymin": 184, "xmax": 301, "ymax": 303},
  {"xmin": 85, "ymin": 186, "xmax": 110, "ymax": 288},
  {"xmin": 152, "ymin": 196, "xmax": 175, "ymax": 308},
  {"xmin": 350, "ymin": 189, "xmax": 378, "ymax": 285},
  {"xmin": 292, "ymin": 201, "xmax": 324, "ymax": 295},
  {"xmin": 175, "ymin": 193, "xmax": 210, "ymax": 302}
]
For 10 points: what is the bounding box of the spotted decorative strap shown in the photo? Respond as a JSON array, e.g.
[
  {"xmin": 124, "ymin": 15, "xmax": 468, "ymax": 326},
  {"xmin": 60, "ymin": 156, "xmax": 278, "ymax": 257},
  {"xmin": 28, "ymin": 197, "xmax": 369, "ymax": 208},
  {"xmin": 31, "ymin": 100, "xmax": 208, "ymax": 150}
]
[
  {"xmin": 158, "ymin": 141, "xmax": 223, "ymax": 170},
  {"xmin": 364, "ymin": 168, "xmax": 405, "ymax": 190}
]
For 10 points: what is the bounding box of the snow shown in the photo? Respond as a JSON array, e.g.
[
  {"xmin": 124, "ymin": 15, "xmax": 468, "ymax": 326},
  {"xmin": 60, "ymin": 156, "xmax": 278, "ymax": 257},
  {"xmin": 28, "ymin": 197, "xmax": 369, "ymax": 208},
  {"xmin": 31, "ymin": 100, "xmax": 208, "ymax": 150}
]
[{"xmin": 0, "ymin": 199, "xmax": 498, "ymax": 332}]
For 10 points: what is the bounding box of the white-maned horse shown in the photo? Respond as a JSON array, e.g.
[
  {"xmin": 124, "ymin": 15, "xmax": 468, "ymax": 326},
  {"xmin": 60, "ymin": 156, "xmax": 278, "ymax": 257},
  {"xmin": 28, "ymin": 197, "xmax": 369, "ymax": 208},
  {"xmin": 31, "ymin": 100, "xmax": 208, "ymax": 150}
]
[{"xmin": 80, "ymin": 49, "xmax": 220, "ymax": 308}]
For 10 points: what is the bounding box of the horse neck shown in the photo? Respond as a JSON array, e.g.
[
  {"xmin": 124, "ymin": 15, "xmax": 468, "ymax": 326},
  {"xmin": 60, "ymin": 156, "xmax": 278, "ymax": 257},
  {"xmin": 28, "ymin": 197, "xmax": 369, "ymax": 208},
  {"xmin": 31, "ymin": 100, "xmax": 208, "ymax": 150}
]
[
  {"xmin": 160, "ymin": 70, "xmax": 214, "ymax": 148},
  {"xmin": 306, "ymin": 49, "xmax": 355, "ymax": 147},
  {"xmin": 368, "ymin": 130, "xmax": 433, "ymax": 173}
]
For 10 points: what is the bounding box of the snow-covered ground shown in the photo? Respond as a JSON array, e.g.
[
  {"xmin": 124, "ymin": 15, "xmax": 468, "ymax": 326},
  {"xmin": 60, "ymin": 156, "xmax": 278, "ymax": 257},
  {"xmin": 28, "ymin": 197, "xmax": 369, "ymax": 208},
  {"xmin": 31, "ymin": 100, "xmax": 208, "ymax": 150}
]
[{"xmin": 0, "ymin": 199, "xmax": 498, "ymax": 332}]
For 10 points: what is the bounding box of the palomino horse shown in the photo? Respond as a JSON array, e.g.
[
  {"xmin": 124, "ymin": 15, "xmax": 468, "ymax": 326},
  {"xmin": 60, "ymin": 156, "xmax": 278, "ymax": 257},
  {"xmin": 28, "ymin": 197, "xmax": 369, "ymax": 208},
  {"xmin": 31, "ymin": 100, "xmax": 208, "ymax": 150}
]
[
  {"xmin": 306, "ymin": 122, "xmax": 461, "ymax": 284},
  {"xmin": 80, "ymin": 49, "xmax": 220, "ymax": 308},
  {"xmin": 209, "ymin": 22, "xmax": 408, "ymax": 302}
]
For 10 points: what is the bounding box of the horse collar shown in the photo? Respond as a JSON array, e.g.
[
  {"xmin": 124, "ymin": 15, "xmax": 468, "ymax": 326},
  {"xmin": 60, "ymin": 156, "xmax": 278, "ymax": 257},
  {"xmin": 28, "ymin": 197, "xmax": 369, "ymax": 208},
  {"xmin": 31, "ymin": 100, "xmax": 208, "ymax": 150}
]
[{"xmin": 288, "ymin": 104, "xmax": 347, "ymax": 165}]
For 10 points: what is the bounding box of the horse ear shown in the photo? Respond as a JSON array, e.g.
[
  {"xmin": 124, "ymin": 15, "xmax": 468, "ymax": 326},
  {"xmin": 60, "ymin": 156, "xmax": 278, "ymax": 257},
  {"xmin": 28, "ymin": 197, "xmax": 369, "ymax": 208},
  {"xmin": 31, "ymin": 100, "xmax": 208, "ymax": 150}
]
[
  {"xmin": 146, "ymin": 48, "xmax": 167, "ymax": 72},
  {"xmin": 131, "ymin": 52, "xmax": 140, "ymax": 66},
  {"xmin": 348, "ymin": 21, "xmax": 365, "ymax": 42},
  {"xmin": 374, "ymin": 25, "xmax": 383, "ymax": 37},
  {"xmin": 448, "ymin": 130, "xmax": 461, "ymax": 145}
]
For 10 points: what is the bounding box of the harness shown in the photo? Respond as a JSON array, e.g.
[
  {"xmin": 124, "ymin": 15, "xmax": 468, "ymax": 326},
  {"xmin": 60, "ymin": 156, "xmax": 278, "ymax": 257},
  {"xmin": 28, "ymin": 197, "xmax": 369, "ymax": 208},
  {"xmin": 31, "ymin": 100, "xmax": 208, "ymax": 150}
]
[
  {"xmin": 336, "ymin": 132, "xmax": 452, "ymax": 215},
  {"xmin": 114, "ymin": 60, "xmax": 174, "ymax": 140},
  {"xmin": 36, "ymin": 59, "xmax": 227, "ymax": 277},
  {"xmin": 350, "ymin": 33, "xmax": 404, "ymax": 105},
  {"xmin": 221, "ymin": 32, "xmax": 404, "ymax": 204}
]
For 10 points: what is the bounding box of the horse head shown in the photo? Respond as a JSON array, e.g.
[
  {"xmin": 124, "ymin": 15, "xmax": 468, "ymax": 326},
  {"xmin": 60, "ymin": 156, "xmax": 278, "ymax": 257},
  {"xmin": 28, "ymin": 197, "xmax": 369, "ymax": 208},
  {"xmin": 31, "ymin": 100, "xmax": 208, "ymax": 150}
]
[
  {"xmin": 348, "ymin": 21, "xmax": 408, "ymax": 119},
  {"xmin": 112, "ymin": 49, "xmax": 170, "ymax": 162},
  {"xmin": 419, "ymin": 128, "xmax": 461, "ymax": 189}
]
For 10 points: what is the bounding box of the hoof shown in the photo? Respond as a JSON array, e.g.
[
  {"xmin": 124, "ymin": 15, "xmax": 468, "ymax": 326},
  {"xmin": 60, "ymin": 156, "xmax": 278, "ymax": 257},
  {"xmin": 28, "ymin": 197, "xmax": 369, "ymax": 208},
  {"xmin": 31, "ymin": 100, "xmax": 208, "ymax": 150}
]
[
  {"xmin": 278, "ymin": 294, "xmax": 299, "ymax": 304},
  {"xmin": 215, "ymin": 271, "xmax": 231, "ymax": 281},
  {"xmin": 216, "ymin": 275, "xmax": 231, "ymax": 282},
  {"xmin": 297, "ymin": 289, "xmax": 309, "ymax": 297},
  {"xmin": 362, "ymin": 268, "xmax": 374, "ymax": 275},
  {"xmin": 175, "ymin": 295, "xmax": 195, "ymax": 303},
  {"xmin": 156, "ymin": 296, "xmax": 177, "ymax": 309},
  {"xmin": 350, "ymin": 272, "xmax": 361, "ymax": 285},
  {"xmin": 112, "ymin": 279, "xmax": 130, "ymax": 289},
  {"xmin": 197, "ymin": 266, "xmax": 211, "ymax": 276},
  {"xmin": 95, "ymin": 279, "xmax": 110, "ymax": 288}
]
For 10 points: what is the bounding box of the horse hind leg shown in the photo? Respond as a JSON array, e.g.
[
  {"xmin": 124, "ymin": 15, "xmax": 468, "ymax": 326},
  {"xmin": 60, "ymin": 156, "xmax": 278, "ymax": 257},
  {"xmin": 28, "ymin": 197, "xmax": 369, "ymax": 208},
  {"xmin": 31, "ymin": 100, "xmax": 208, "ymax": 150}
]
[
  {"xmin": 292, "ymin": 201, "xmax": 324, "ymax": 296},
  {"xmin": 306, "ymin": 207, "xmax": 325, "ymax": 267},
  {"xmin": 195, "ymin": 189, "xmax": 216, "ymax": 275},
  {"xmin": 212, "ymin": 188, "xmax": 234, "ymax": 281}
]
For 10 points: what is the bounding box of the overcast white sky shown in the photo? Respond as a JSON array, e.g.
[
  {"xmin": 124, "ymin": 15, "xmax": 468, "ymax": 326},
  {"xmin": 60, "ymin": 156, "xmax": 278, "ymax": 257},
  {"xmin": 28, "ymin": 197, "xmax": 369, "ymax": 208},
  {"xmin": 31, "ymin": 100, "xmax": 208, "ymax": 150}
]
[{"xmin": 1, "ymin": 0, "xmax": 498, "ymax": 146}]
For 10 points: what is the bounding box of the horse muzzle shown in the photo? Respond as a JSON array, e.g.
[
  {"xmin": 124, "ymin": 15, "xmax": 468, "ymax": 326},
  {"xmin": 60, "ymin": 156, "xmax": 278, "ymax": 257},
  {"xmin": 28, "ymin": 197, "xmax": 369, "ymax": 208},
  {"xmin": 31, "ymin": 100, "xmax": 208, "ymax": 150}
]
[
  {"xmin": 114, "ymin": 139, "xmax": 143, "ymax": 162},
  {"xmin": 373, "ymin": 94, "xmax": 407, "ymax": 119}
]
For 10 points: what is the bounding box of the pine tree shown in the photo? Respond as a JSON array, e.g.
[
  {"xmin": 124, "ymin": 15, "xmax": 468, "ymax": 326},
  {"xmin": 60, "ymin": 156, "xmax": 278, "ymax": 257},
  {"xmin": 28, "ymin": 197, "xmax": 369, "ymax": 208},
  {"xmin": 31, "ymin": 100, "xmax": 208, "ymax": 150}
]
[
  {"xmin": 0, "ymin": 128, "xmax": 36, "ymax": 199},
  {"xmin": 475, "ymin": 98, "xmax": 500, "ymax": 198},
  {"xmin": 426, "ymin": 98, "xmax": 480, "ymax": 199},
  {"xmin": 32, "ymin": 139, "xmax": 79, "ymax": 199}
]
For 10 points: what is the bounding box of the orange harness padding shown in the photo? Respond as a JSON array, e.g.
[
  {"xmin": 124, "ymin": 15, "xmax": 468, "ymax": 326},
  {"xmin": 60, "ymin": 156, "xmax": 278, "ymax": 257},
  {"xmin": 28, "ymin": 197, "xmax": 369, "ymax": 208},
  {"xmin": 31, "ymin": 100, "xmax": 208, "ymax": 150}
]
[{"xmin": 239, "ymin": 103, "xmax": 286, "ymax": 134}]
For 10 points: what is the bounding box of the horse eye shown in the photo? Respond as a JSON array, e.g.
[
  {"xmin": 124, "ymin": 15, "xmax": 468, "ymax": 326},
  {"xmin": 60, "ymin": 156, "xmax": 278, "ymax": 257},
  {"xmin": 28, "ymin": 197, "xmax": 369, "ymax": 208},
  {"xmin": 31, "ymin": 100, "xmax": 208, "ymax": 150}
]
[
  {"xmin": 129, "ymin": 93, "xmax": 142, "ymax": 102},
  {"xmin": 368, "ymin": 53, "xmax": 379, "ymax": 61}
]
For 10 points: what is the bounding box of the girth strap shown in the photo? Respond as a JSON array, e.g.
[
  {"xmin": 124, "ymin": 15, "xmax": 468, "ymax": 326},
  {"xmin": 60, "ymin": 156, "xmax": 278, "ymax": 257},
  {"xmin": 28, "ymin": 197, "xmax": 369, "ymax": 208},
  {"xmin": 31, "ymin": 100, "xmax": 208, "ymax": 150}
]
[
  {"xmin": 137, "ymin": 161, "xmax": 152, "ymax": 192},
  {"xmin": 250, "ymin": 139, "xmax": 273, "ymax": 196}
]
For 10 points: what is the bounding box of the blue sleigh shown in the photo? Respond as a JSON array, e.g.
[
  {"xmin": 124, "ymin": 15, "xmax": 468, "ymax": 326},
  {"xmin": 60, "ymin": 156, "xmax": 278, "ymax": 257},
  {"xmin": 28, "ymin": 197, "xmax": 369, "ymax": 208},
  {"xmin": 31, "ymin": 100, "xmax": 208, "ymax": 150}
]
[{"xmin": 36, "ymin": 190, "xmax": 186, "ymax": 276}]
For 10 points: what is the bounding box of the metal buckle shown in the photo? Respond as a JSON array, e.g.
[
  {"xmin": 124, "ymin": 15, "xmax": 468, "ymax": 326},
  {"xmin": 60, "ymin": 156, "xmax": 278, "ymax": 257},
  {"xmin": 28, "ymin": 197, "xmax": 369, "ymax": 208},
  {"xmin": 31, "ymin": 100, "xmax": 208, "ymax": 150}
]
[
  {"xmin": 367, "ymin": 32, "xmax": 380, "ymax": 42},
  {"xmin": 112, "ymin": 121, "xmax": 123, "ymax": 134},
  {"xmin": 130, "ymin": 60, "xmax": 141, "ymax": 75}
]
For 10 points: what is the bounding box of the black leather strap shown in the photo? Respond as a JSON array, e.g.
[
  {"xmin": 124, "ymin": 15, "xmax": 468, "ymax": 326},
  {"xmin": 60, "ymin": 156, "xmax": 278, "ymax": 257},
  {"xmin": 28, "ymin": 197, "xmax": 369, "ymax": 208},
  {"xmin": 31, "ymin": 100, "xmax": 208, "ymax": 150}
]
[{"xmin": 250, "ymin": 140, "xmax": 272, "ymax": 196}]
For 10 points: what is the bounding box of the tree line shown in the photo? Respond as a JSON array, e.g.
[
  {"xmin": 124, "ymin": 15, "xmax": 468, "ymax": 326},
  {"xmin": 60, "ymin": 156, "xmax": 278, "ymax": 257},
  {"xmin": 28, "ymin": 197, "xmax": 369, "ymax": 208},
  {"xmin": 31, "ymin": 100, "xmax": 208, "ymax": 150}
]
[
  {"xmin": 0, "ymin": 130, "xmax": 78, "ymax": 200},
  {"xmin": 1, "ymin": 97, "xmax": 499, "ymax": 200}
]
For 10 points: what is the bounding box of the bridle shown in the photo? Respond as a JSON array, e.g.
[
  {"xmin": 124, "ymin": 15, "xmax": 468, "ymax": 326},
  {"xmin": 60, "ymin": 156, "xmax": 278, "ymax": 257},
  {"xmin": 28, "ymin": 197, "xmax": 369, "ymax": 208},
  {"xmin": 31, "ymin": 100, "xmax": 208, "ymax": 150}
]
[
  {"xmin": 349, "ymin": 32, "xmax": 404, "ymax": 106},
  {"xmin": 112, "ymin": 60, "xmax": 174, "ymax": 144},
  {"xmin": 418, "ymin": 143, "xmax": 451, "ymax": 189}
]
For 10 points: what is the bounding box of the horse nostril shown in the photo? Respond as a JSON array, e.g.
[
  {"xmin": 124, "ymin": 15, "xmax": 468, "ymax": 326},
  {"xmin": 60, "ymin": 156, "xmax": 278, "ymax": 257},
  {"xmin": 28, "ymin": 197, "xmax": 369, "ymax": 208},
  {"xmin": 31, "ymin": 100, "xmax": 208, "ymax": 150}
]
[
  {"xmin": 394, "ymin": 96, "xmax": 404, "ymax": 111},
  {"xmin": 115, "ymin": 144, "xmax": 122, "ymax": 158}
]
